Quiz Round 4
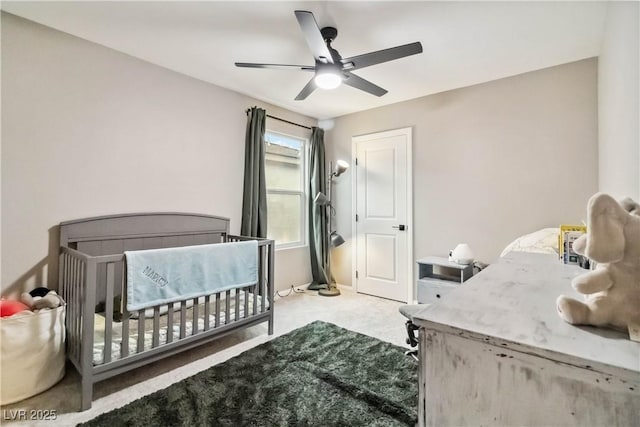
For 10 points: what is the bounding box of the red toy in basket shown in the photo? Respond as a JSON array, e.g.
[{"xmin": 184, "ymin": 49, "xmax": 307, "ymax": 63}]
[{"xmin": 0, "ymin": 300, "xmax": 30, "ymax": 317}]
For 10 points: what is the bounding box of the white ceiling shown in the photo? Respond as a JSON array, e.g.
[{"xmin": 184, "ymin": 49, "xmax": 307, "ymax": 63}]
[{"xmin": 2, "ymin": 1, "xmax": 608, "ymax": 119}]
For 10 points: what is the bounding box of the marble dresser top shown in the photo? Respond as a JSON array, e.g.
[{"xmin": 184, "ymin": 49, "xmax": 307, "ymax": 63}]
[{"xmin": 413, "ymin": 252, "xmax": 640, "ymax": 375}]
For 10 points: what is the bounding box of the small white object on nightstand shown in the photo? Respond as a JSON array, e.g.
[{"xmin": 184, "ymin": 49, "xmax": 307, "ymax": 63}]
[{"xmin": 449, "ymin": 243, "xmax": 474, "ymax": 265}]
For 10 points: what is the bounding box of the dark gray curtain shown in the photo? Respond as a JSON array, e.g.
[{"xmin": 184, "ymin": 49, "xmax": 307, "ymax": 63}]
[
  {"xmin": 308, "ymin": 127, "xmax": 329, "ymax": 288},
  {"xmin": 240, "ymin": 107, "xmax": 267, "ymax": 238}
]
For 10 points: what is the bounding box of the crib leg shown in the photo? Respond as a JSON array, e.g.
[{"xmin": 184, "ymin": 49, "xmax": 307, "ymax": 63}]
[
  {"xmin": 268, "ymin": 304, "xmax": 274, "ymax": 335},
  {"xmin": 80, "ymin": 376, "xmax": 93, "ymax": 411}
]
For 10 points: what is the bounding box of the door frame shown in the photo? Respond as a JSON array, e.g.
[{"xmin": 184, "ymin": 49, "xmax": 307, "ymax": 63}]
[{"xmin": 351, "ymin": 127, "xmax": 414, "ymax": 303}]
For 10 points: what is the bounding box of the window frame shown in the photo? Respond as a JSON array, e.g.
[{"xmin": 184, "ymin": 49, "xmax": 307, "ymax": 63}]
[{"xmin": 264, "ymin": 129, "xmax": 309, "ymax": 250}]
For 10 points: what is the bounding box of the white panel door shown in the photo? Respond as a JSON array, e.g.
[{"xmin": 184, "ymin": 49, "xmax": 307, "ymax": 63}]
[{"xmin": 353, "ymin": 128, "xmax": 412, "ymax": 302}]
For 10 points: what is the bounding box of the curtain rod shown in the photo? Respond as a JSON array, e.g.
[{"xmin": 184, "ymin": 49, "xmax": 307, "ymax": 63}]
[{"xmin": 245, "ymin": 108, "xmax": 312, "ymax": 130}]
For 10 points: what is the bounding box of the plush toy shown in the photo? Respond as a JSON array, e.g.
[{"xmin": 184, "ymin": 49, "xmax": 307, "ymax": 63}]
[
  {"xmin": 621, "ymin": 197, "xmax": 640, "ymax": 216},
  {"xmin": 0, "ymin": 300, "xmax": 31, "ymax": 317},
  {"xmin": 20, "ymin": 287, "xmax": 63, "ymax": 311},
  {"xmin": 556, "ymin": 193, "xmax": 640, "ymax": 339}
]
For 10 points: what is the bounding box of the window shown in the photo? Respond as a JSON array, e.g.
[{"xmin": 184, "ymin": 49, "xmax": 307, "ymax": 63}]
[{"xmin": 264, "ymin": 131, "xmax": 307, "ymax": 248}]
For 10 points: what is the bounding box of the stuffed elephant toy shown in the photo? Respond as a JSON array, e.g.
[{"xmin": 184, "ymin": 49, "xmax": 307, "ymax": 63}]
[{"xmin": 556, "ymin": 193, "xmax": 640, "ymax": 337}]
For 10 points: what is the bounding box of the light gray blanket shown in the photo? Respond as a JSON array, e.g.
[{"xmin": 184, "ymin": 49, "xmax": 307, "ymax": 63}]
[{"xmin": 125, "ymin": 241, "xmax": 258, "ymax": 311}]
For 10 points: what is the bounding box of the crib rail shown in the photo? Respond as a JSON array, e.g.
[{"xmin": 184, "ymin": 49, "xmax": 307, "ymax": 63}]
[
  {"xmin": 59, "ymin": 248, "xmax": 123, "ymax": 373},
  {"xmin": 226, "ymin": 235, "xmax": 275, "ymax": 323},
  {"xmin": 59, "ymin": 247, "xmax": 88, "ymax": 372},
  {"xmin": 60, "ymin": 236, "xmax": 275, "ymax": 379}
]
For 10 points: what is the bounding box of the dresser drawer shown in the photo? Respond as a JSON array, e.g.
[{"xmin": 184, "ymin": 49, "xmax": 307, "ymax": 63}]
[{"xmin": 417, "ymin": 279, "xmax": 458, "ymax": 304}]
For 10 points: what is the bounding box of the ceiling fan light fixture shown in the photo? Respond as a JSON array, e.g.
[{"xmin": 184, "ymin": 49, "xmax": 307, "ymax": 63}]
[
  {"xmin": 314, "ymin": 70, "xmax": 342, "ymax": 90},
  {"xmin": 236, "ymin": 11, "xmax": 423, "ymax": 100}
]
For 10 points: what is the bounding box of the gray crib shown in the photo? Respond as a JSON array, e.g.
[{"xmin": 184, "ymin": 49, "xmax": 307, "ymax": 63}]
[{"xmin": 58, "ymin": 213, "xmax": 274, "ymax": 410}]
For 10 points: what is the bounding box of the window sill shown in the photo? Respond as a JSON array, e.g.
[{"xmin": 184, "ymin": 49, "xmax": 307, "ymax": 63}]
[{"xmin": 275, "ymin": 243, "xmax": 308, "ymax": 252}]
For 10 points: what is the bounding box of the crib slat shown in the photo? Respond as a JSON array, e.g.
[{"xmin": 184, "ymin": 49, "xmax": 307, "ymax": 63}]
[
  {"xmin": 68, "ymin": 256, "xmax": 74, "ymax": 361},
  {"xmin": 81, "ymin": 259, "xmax": 97, "ymax": 398},
  {"xmin": 63, "ymin": 254, "xmax": 71, "ymax": 361},
  {"xmin": 225, "ymin": 290, "xmax": 231, "ymax": 324},
  {"xmin": 96, "ymin": 262, "xmax": 107, "ymax": 322},
  {"xmin": 77, "ymin": 257, "xmax": 83, "ymax": 363},
  {"xmin": 167, "ymin": 305, "xmax": 174, "ymax": 344},
  {"xmin": 67, "ymin": 255, "xmax": 73, "ymax": 361},
  {"xmin": 59, "ymin": 254, "xmax": 66, "ymax": 356},
  {"xmin": 180, "ymin": 301, "xmax": 187, "ymax": 339},
  {"xmin": 65, "ymin": 255, "xmax": 72, "ymax": 360},
  {"xmin": 114, "ymin": 261, "xmax": 124, "ymax": 316},
  {"xmin": 137, "ymin": 310, "xmax": 145, "ymax": 353},
  {"xmin": 267, "ymin": 240, "xmax": 275, "ymax": 335},
  {"xmin": 70, "ymin": 256, "xmax": 74, "ymax": 362},
  {"xmin": 235, "ymin": 288, "xmax": 240, "ymax": 321},
  {"xmin": 74, "ymin": 257, "xmax": 80, "ymax": 362},
  {"xmin": 243, "ymin": 287, "xmax": 249, "ymax": 319},
  {"xmin": 215, "ymin": 294, "xmax": 220, "ymax": 328},
  {"xmin": 253, "ymin": 282, "xmax": 258, "ymax": 316},
  {"xmin": 104, "ymin": 262, "xmax": 115, "ymax": 364},
  {"xmin": 260, "ymin": 245, "xmax": 266, "ymax": 313},
  {"xmin": 153, "ymin": 307, "xmax": 160, "ymax": 348},
  {"xmin": 121, "ymin": 270, "xmax": 130, "ymax": 359},
  {"xmin": 204, "ymin": 295, "xmax": 210, "ymax": 331},
  {"xmin": 192, "ymin": 298, "xmax": 199, "ymax": 335}
]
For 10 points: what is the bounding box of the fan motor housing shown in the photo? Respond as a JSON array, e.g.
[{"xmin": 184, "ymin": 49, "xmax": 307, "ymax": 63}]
[{"xmin": 320, "ymin": 26, "xmax": 338, "ymax": 42}]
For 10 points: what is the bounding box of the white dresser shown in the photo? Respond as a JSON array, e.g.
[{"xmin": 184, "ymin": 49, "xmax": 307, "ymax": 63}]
[{"xmin": 413, "ymin": 252, "xmax": 640, "ymax": 426}]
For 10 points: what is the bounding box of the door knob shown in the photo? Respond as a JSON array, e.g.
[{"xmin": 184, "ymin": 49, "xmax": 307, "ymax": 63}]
[{"xmin": 392, "ymin": 224, "xmax": 406, "ymax": 231}]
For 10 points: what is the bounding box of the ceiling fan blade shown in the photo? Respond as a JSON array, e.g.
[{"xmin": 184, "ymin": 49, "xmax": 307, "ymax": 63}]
[
  {"xmin": 294, "ymin": 78, "xmax": 317, "ymax": 101},
  {"xmin": 294, "ymin": 10, "xmax": 334, "ymax": 64},
  {"xmin": 343, "ymin": 72, "xmax": 388, "ymax": 97},
  {"xmin": 235, "ymin": 62, "xmax": 315, "ymax": 71},
  {"xmin": 341, "ymin": 42, "xmax": 423, "ymax": 71}
]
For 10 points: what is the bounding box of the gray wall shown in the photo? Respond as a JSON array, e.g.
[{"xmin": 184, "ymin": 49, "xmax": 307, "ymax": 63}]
[
  {"xmin": 1, "ymin": 12, "xmax": 313, "ymax": 295},
  {"xmin": 326, "ymin": 59, "xmax": 599, "ymax": 287},
  {"xmin": 598, "ymin": 1, "xmax": 640, "ymax": 201}
]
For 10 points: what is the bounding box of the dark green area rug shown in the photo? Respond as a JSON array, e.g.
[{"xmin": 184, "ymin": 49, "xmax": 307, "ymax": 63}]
[{"xmin": 80, "ymin": 321, "xmax": 418, "ymax": 427}]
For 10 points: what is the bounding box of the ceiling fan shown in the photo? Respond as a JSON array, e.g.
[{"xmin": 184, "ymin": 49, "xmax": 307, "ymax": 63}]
[{"xmin": 235, "ymin": 10, "xmax": 423, "ymax": 100}]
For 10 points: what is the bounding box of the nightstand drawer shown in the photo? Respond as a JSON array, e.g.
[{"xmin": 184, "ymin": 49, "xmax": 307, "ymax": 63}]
[{"xmin": 417, "ymin": 279, "xmax": 458, "ymax": 304}]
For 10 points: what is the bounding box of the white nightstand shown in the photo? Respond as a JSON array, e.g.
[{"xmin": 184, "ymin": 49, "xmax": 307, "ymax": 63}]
[{"xmin": 416, "ymin": 256, "xmax": 473, "ymax": 304}]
